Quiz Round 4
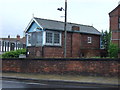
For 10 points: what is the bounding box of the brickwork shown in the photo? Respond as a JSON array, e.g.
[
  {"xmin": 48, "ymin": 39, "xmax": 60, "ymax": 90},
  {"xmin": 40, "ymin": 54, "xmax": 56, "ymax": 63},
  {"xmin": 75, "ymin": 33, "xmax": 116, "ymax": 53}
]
[
  {"xmin": 2, "ymin": 59, "xmax": 119, "ymax": 77},
  {"xmin": 72, "ymin": 33, "xmax": 81, "ymax": 57},
  {"xmin": 27, "ymin": 32, "xmax": 101, "ymax": 58},
  {"xmin": 109, "ymin": 4, "xmax": 120, "ymax": 55},
  {"xmin": 80, "ymin": 34, "xmax": 100, "ymax": 49},
  {"xmin": 27, "ymin": 46, "xmax": 43, "ymax": 58}
]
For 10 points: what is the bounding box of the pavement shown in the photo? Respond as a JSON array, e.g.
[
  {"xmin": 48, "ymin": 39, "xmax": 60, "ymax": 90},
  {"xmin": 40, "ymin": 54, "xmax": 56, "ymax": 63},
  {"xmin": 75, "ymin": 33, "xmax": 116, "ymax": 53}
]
[{"xmin": 1, "ymin": 72, "xmax": 120, "ymax": 88}]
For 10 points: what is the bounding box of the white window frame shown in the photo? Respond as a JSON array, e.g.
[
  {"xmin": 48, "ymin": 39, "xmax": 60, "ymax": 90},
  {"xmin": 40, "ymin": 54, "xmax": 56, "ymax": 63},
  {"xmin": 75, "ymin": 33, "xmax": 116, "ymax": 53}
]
[
  {"xmin": 88, "ymin": 37, "xmax": 92, "ymax": 43},
  {"xmin": 45, "ymin": 31, "xmax": 53, "ymax": 45},
  {"xmin": 118, "ymin": 17, "xmax": 120, "ymax": 29},
  {"xmin": 118, "ymin": 22, "xmax": 120, "ymax": 29},
  {"xmin": 45, "ymin": 31, "xmax": 61, "ymax": 46},
  {"xmin": 27, "ymin": 33, "xmax": 31, "ymax": 46}
]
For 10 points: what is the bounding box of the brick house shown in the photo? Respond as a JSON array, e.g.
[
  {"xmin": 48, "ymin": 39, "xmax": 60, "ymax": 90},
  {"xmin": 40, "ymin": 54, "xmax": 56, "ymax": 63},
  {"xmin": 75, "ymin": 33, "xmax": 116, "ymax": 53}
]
[
  {"xmin": 0, "ymin": 35, "xmax": 26, "ymax": 55},
  {"xmin": 109, "ymin": 3, "xmax": 120, "ymax": 57},
  {"xmin": 25, "ymin": 17, "xmax": 101, "ymax": 58}
]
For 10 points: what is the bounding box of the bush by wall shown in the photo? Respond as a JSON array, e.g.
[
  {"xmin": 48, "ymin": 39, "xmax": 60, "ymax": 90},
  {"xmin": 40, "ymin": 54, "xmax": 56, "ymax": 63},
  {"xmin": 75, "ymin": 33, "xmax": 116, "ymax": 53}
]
[
  {"xmin": 1, "ymin": 49, "xmax": 26, "ymax": 58},
  {"xmin": 108, "ymin": 43, "xmax": 120, "ymax": 58}
]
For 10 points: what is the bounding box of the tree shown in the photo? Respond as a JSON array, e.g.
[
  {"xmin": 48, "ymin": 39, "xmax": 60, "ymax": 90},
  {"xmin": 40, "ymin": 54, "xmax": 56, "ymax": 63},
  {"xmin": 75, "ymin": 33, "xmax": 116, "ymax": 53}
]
[{"xmin": 101, "ymin": 30, "xmax": 111, "ymax": 51}]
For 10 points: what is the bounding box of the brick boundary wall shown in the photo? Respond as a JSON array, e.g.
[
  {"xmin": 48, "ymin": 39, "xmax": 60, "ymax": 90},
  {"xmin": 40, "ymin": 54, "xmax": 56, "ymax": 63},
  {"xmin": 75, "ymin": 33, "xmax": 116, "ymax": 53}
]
[{"xmin": 2, "ymin": 58, "xmax": 120, "ymax": 77}]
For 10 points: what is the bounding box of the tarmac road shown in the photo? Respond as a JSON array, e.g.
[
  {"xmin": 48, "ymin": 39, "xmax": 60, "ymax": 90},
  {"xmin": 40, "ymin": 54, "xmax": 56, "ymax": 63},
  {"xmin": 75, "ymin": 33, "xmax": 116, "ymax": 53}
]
[{"xmin": 1, "ymin": 79, "xmax": 119, "ymax": 90}]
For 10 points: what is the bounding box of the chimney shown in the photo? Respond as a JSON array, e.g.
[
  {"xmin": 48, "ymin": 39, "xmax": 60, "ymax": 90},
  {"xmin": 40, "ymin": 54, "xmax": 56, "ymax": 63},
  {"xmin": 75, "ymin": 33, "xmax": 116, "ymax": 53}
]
[
  {"xmin": 72, "ymin": 26, "xmax": 80, "ymax": 31},
  {"xmin": 17, "ymin": 35, "xmax": 20, "ymax": 40},
  {"xmin": 8, "ymin": 35, "xmax": 10, "ymax": 38}
]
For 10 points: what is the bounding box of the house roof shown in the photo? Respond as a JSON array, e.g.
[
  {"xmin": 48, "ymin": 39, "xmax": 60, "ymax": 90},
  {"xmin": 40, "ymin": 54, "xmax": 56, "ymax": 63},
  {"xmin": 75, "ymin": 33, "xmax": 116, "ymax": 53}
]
[
  {"xmin": 26, "ymin": 17, "xmax": 101, "ymax": 35},
  {"xmin": 0, "ymin": 37, "xmax": 26, "ymax": 44},
  {"xmin": 109, "ymin": 4, "xmax": 120, "ymax": 15}
]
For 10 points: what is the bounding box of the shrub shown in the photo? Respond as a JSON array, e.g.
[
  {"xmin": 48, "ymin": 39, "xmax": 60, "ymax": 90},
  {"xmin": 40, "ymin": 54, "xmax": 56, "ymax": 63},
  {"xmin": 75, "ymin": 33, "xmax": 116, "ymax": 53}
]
[
  {"xmin": 1, "ymin": 49, "xmax": 26, "ymax": 58},
  {"xmin": 108, "ymin": 43, "xmax": 120, "ymax": 58}
]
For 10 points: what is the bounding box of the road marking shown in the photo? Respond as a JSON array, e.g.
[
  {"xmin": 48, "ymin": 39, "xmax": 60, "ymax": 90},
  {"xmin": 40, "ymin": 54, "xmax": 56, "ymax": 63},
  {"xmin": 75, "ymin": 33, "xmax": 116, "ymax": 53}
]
[
  {"xmin": 27, "ymin": 82, "xmax": 47, "ymax": 85},
  {"xmin": 3, "ymin": 80, "xmax": 47, "ymax": 86}
]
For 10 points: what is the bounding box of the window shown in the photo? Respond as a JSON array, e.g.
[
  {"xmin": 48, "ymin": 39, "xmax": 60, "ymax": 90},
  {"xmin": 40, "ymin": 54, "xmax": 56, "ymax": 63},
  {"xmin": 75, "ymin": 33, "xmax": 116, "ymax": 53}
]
[
  {"xmin": 0, "ymin": 41, "xmax": 1, "ymax": 52},
  {"xmin": 27, "ymin": 33, "xmax": 31, "ymax": 46},
  {"xmin": 54, "ymin": 33, "xmax": 60, "ymax": 44},
  {"xmin": 7, "ymin": 42, "xmax": 9, "ymax": 51},
  {"xmin": 31, "ymin": 32, "xmax": 43, "ymax": 46},
  {"xmin": 118, "ymin": 17, "xmax": 120, "ymax": 29},
  {"xmin": 46, "ymin": 31, "xmax": 61, "ymax": 46},
  {"xmin": 46, "ymin": 32, "xmax": 53, "ymax": 44},
  {"xmin": 28, "ymin": 34, "xmax": 31, "ymax": 44},
  {"xmin": 27, "ymin": 32, "xmax": 43, "ymax": 46},
  {"xmin": 88, "ymin": 37, "xmax": 92, "ymax": 43}
]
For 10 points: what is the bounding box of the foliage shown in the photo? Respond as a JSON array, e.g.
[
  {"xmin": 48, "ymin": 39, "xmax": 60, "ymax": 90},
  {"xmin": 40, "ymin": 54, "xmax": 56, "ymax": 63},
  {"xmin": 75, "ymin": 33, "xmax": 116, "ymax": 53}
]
[
  {"xmin": 108, "ymin": 43, "xmax": 120, "ymax": 58},
  {"xmin": 101, "ymin": 30, "xmax": 111, "ymax": 50},
  {"xmin": 1, "ymin": 49, "xmax": 26, "ymax": 58}
]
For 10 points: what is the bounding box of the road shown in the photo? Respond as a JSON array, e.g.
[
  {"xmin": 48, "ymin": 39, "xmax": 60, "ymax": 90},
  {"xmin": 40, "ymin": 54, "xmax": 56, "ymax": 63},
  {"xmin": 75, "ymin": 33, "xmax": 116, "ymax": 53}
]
[{"xmin": 1, "ymin": 79, "xmax": 119, "ymax": 89}]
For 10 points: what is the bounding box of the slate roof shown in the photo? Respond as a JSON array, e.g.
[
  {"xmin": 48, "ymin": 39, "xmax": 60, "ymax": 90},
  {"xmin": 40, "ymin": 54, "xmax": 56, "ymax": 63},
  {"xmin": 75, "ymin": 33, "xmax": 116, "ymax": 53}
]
[{"xmin": 33, "ymin": 17, "xmax": 101, "ymax": 35}]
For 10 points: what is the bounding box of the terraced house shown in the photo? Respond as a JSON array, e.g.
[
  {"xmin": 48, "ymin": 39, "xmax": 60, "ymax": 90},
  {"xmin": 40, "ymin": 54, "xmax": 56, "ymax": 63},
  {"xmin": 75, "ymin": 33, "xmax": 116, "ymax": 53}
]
[
  {"xmin": 0, "ymin": 35, "xmax": 26, "ymax": 55},
  {"xmin": 25, "ymin": 17, "xmax": 101, "ymax": 58}
]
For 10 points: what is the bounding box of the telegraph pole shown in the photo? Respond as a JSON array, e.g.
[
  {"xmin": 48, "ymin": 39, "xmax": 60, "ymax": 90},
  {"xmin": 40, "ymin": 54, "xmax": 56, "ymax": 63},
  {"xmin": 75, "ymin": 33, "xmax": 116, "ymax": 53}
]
[
  {"xmin": 64, "ymin": 0, "xmax": 67, "ymax": 57},
  {"xmin": 57, "ymin": 0, "xmax": 67, "ymax": 57}
]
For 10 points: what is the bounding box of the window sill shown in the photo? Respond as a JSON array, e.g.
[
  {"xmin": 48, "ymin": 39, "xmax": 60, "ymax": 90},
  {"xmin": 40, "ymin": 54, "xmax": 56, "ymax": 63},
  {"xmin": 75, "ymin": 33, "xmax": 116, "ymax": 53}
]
[{"xmin": 44, "ymin": 44, "xmax": 62, "ymax": 47}]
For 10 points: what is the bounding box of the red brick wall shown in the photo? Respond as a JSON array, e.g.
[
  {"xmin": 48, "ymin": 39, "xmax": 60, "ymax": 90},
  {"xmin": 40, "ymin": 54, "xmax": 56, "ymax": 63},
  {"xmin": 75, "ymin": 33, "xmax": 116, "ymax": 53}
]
[
  {"xmin": 27, "ymin": 46, "xmax": 43, "ymax": 58},
  {"xmin": 72, "ymin": 33, "xmax": 81, "ymax": 57},
  {"xmin": 109, "ymin": 5, "xmax": 120, "ymax": 48},
  {"xmin": 80, "ymin": 34, "xmax": 100, "ymax": 49},
  {"xmin": 2, "ymin": 59, "xmax": 119, "ymax": 77},
  {"xmin": 27, "ymin": 32, "xmax": 101, "ymax": 58}
]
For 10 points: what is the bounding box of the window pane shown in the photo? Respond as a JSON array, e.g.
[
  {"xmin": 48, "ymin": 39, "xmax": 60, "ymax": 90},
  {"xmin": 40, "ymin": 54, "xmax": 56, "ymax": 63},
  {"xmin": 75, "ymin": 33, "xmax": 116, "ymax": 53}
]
[
  {"xmin": 46, "ymin": 32, "xmax": 53, "ymax": 44},
  {"xmin": 31, "ymin": 33, "xmax": 37, "ymax": 46},
  {"xmin": 119, "ymin": 23, "xmax": 120, "ymax": 29},
  {"xmin": 88, "ymin": 37, "xmax": 92, "ymax": 43},
  {"xmin": 28, "ymin": 34, "xmax": 31, "ymax": 44},
  {"xmin": 54, "ymin": 33, "xmax": 60, "ymax": 44},
  {"xmin": 36, "ymin": 32, "xmax": 42, "ymax": 46},
  {"xmin": 0, "ymin": 41, "xmax": 2, "ymax": 52}
]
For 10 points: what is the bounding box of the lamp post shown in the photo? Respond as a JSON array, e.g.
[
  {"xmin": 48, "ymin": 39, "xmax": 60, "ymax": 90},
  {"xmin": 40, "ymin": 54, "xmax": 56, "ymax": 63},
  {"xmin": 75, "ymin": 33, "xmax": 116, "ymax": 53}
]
[{"xmin": 57, "ymin": 0, "xmax": 67, "ymax": 57}]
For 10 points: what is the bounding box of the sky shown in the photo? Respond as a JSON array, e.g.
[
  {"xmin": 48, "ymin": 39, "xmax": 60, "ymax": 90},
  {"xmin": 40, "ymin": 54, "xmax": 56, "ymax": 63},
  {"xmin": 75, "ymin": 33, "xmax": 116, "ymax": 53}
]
[{"xmin": 0, "ymin": 0, "xmax": 120, "ymax": 38}]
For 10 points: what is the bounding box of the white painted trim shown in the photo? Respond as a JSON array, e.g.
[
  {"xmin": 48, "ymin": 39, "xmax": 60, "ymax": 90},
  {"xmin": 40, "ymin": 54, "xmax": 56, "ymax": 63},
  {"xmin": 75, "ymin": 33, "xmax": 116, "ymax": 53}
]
[
  {"xmin": 26, "ymin": 33, "xmax": 32, "ymax": 46},
  {"xmin": 42, "ymin": 31, "xmax": 46, "ymax": 46},
  {"xmin": 112, "ymin": 39, "xmax": 120, "ymax": 40},
  {"xmin": 24, "ymin": 18, "xmax": 44, "ymax": 33},
  {"xmin": 88, "ymin": 37, "xmax": 92, "ymax": 43},
  {"xmin": 33, "ymin": 18, "xmax": 44, "ymax": 30},
  {"xmin": 24, "ymin": 18, "xmax": 34, "ymax": 33},
  {"xmin": 45, "ymin": 31, "xmax": 62, "ymax": 46}
]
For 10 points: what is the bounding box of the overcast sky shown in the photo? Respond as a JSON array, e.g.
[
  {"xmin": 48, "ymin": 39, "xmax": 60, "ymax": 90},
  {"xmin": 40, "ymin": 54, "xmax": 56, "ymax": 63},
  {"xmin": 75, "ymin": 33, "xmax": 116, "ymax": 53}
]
[{"xmin": 0, "ymin": 0, "xmax": 120, "ymax": 38}]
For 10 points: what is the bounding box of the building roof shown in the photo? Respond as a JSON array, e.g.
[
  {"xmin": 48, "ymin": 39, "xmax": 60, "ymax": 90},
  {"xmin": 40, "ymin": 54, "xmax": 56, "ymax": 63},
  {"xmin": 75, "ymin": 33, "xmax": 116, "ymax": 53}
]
[
  {"xmin": 109, "ymin": 4, "xmax": 120, "ymax": 15},
  {"xmin": 26, "ymin": 17, "xmax": 101, "ymax": 35},
  {"xmin": 0, "ymin": 37, "xmax": 26, "ymax": 44}
]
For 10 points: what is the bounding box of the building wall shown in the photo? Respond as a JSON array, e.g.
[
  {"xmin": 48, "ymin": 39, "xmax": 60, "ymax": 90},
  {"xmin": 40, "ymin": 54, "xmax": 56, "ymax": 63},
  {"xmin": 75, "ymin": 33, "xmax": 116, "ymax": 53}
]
[
  {"xmin": 80, "ymin": 34, "xmax": 100, "ymax": 49},
  {"xmin": 109, "ymin": 5, "xmax": 120, "ymax": 48},
  {"xmin": 27, "ymin": 32, "xmax": 101, "ymax": 58}
]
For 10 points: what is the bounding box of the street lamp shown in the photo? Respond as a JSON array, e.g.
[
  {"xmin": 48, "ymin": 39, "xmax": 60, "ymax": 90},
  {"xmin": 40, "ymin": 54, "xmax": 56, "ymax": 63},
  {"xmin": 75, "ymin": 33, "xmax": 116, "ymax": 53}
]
[{"xmin": 57, "ymin": 0, "xmax": 67, "ymax": 58}]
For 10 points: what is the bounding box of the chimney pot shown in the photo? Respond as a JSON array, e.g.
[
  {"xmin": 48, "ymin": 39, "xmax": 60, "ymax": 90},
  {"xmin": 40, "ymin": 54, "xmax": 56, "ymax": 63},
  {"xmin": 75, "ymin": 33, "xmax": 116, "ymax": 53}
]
[
  {"xmin": 17, "ymin": 35, "xmax": 20, "ymax": 40},
  {"xmin": 8, "ymin": 35, "xmax": 10, "ymax": 38},
  {"xmin": 72, "ymin": 26, "xmax": 80, "ymax": 31}
]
